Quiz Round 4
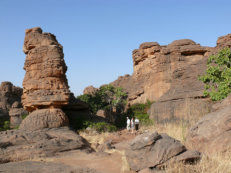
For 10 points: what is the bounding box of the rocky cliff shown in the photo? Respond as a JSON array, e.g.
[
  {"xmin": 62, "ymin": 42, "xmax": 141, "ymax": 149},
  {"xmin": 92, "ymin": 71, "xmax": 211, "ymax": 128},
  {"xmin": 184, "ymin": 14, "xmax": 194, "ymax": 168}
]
[{"xmin": 111, "ymin": 34, "xmax": 231, "ymax": 120}]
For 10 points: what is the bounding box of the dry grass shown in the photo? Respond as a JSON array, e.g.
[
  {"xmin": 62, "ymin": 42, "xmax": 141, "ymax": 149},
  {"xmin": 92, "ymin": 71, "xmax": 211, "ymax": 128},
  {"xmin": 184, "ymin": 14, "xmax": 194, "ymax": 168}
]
[
  {"xmin": 167, "ymin": 152, "xmax": 231, "ymax": 173},
  {"xmin": 139, "ymin": 121, "xmax": 231, "ymax": 173},
  {"xmin": 79, "ymin": 131, "xmax": 111, "ymax": 150},
  {"xmin": 139, "ymin": 97, "xmax": 231, "ymax": 173}
]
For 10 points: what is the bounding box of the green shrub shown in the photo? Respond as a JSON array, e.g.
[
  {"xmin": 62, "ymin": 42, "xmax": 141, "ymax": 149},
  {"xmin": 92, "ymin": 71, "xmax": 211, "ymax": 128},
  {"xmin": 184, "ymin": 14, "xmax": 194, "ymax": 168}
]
[
  {"xmin": 21, "ymin": 114, "xmax": 28, "ymax": 120},
  {"xmin": 199, "ymin": 47, "xmax": 231, "ymax": 101},
  {"xmin": 0, "ymin": 116, "xmax": 11, "ymax": 131},
  {"xmin": 126, "ymin": 100, "xmax": 154, "ymax": 126},
  {"xmin": 77, "ymin": 85, "xmax": 127, "ymax": 114},
  {"xmin": 83, "ymin": 121, "xmax": 117, "ymax": 132}
]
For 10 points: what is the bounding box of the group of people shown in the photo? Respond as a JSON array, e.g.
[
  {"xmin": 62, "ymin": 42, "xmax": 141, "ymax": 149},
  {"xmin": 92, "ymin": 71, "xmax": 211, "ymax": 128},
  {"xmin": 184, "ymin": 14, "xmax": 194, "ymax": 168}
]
[{"xmin": 126, "ymin": 117, "xmax": 139, "ymax": 133}]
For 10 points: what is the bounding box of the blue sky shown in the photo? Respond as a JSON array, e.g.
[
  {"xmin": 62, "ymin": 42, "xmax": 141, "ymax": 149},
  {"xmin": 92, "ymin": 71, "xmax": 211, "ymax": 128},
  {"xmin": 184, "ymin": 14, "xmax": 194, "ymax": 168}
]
[{"xmin": 0, "ymin": 0, "xmax": 231, "ymax": 96}]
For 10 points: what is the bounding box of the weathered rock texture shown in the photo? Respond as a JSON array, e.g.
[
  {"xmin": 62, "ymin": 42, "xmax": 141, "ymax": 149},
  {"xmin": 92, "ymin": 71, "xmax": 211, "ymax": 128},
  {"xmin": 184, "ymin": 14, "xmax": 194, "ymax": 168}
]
[
  {"xmin": 110, "ymin": 34, "xmax": 231, "ymax": 120},
  {"xmin": 125, "ymin": 132, "xmax": 201, "ymax": 172},
  {"xmin": 186, "ymin": 105, "xmax": 231, "ymax": 154},
  {"xmin": 0, "ymin": 127, "xmax": 93, "ymax": 163},
  {"xmin": 22, "ymin": 27, "xmax": 71, "ymax": 112},
  {"xmin": 0, "ymin": 82, "xmax": 23, "ymax": 117},
  {"xmin": 20, "ymin": 27, "xmax": 89, "ymax": 130},
  {"xmin": 19, "ymin": 108, "xmax": 69, "ymax": 131}
]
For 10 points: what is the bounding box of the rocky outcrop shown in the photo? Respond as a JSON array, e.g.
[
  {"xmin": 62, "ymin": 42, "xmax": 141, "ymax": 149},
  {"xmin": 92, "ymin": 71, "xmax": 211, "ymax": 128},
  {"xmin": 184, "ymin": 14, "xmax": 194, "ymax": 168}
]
[
  {"xmin": 22, "ymin": 27, "xmax": 71, "ymax": 112},
  {"xmin": 110, "ymin": 34, "xmax": 231, "ymax": 120},
  {"xmin": 83, "ymin": 85, "xmax": 98, "ymax": 95},
  {"xmin": 0, "ymin": 82, "xmax": 23, "ymax": 117},
  {"xmin": 20, "ymin": 27, "xmax": 89, "ymax": 130},
  {"xmin": 125, "ymin": 132, "xmax": 201, "ymax": 172},
  {"xmin": 186, "ymin": 106, "xmax": 231, "ymax": 154},
  {"xmin": 0, "ymin": 127, "xmax": 93, "ymax": 163}
]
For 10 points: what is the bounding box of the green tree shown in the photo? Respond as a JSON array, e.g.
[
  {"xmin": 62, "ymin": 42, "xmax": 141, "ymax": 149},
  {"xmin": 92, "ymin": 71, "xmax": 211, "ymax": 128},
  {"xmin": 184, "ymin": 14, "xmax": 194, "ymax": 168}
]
[
  {"xmin": 77, "ymin": 84, "xmax": 127, "ymax": 114},
  {"xmin": 199, "ymin": 47, "xmax": 231, "ymax": 101}
]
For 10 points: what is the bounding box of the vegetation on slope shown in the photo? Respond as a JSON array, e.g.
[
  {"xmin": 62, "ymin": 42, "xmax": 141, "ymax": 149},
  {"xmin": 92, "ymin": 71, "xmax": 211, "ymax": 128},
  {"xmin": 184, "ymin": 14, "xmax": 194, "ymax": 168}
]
[{"xmin": 199, "ymin": 47, "xmax": 231, "ymax": 101}]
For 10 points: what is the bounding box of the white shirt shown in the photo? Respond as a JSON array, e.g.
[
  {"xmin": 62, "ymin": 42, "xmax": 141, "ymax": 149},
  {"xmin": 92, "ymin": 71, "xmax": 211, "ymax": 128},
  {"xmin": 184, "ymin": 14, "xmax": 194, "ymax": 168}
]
[
  {"xmin": 127, "ymin": 119, "xmax": 130, "ymax": 125},
  {"xmin": 135, "ymin": 119, "xmax": 139, "ymax": 124}
]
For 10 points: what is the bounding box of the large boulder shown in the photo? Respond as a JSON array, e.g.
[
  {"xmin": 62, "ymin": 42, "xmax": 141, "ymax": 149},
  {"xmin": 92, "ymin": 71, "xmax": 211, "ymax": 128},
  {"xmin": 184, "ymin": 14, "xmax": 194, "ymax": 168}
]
[
  {"xmin": 19, "ymin": 108, "xmax": 69, "ymax": 131},
  {"xmin": 0, "ymin": 127, "xmax": 93, "ymax": 163},
  {"xmin": 186, "ymin": 106, "xmax": 231, "ymax": 154},
  {"xmin": 125, "ymin": 132, "xmax": 201, "ymax": 172}
]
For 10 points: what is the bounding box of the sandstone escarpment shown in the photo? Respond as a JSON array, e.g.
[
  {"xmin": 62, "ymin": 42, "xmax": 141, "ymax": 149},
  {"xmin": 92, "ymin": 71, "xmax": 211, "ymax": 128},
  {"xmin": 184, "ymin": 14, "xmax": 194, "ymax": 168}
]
[
  {"xmin": 111, "ymin": 34, "xmax": 231, "ymax": 120},
  {"xmin": 112, "ymin": 39, "xmax": 211, "ymax": 106}
]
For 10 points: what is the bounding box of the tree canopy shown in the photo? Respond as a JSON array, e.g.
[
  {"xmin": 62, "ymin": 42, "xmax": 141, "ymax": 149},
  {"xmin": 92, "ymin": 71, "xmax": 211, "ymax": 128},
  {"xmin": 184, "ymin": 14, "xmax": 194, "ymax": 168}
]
[{"xmin": 77, "ymin": 84, "xmax": 127, "ymax": 114}]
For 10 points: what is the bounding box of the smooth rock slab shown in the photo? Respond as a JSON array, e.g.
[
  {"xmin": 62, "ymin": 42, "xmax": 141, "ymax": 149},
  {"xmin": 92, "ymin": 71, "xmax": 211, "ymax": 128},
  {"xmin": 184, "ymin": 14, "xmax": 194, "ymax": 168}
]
[
  {"xmin": 0, "ymin": 127, "xmax": 93, "ymax": 163},
  {"xmin": 0, "ymin": 161, "xmax": 99, "ymax": 173}
]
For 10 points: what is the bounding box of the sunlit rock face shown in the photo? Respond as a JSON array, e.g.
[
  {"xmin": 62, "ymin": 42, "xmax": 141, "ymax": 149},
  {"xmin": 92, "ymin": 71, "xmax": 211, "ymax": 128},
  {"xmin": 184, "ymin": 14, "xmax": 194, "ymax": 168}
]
[
  {"xmin": 22, "ymin": 27, "xmax": 71, "ymax": 112},
  {"xmin": 111, "ymin": 34, "xmax": 231, "ymax": 120}
]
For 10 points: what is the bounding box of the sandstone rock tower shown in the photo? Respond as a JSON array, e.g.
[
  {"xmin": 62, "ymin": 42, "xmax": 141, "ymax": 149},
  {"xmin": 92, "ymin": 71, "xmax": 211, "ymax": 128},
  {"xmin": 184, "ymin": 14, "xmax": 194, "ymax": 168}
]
[{"xmin": 19, "ymin": 27, "xmax": 70, "ymax": 130}]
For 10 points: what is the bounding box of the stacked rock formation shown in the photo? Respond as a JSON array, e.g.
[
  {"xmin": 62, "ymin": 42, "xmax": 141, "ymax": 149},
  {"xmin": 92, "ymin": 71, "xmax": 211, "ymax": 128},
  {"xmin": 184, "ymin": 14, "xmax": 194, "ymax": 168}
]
[
  {"xmin": 19, "ymin": 27, "xmax": 71, "ymax": 130},
  {"xmin": 0, "ymin": 28, "xmax": 93, "ymax": 165}
]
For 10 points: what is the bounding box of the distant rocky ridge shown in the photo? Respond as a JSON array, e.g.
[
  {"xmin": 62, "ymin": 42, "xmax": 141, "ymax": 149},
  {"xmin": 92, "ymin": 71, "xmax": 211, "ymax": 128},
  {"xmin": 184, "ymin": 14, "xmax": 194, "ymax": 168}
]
[
  {"xmin": 0, "ymin": 81, "xmax": 27, "ymax": 128},
  {"xmin": 0, "ymin": 81, "xmax": 22, "ymax": 117}
]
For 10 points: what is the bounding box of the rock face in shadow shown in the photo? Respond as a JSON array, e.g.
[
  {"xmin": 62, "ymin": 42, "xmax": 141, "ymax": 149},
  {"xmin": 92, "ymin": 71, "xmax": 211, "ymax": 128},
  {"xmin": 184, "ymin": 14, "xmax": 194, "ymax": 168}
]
[
  {"xmin": 0, "ymin": 127, "xmax": 93, "ymax": 163},
  {"xmin": 0, "ymin": 82, "xmax": 23, "ymax": 117},
  {"xmin": 110, "ymin": 34, "xmax": 231, "ymax": 120},
  {"xmin": 125, "ymin": 132, "xmax": 201, "ymax": 172},
  {"xmin": 9, "ymin": 101, "xmax": 28, "ymax": 128},
  {"xmin": 186, "ymin": 106, "xmax": 231, "ymax": 154}
]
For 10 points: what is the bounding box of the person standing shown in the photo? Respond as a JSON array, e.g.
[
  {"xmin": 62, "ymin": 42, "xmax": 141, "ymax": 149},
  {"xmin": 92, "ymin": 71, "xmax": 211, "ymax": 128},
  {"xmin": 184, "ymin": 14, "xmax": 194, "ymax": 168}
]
[
  {"xmin": 135, "ymin": 117, "xmax": 139, "ymax": 131},
  {"xmin": 126, "ymin": 117, "xmax": 131, "ymax": 131},
  {"xmin": 131, "ymin": 117, "xmax": 135, "ymax": 133}
]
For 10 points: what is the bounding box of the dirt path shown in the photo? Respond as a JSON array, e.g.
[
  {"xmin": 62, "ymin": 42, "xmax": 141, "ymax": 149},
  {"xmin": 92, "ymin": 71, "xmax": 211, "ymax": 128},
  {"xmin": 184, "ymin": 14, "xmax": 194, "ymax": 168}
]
[{"xmin": 44, "ymin": 129, "xmax": 138, "ymax": 173}]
